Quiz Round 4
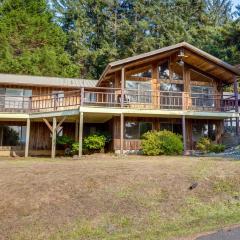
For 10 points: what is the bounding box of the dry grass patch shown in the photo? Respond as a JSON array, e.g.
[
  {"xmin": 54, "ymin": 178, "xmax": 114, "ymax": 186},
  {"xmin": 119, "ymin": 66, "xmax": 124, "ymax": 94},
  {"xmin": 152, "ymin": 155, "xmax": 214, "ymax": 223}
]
[{"xmin": 0, "ymin": 155, "xmax": 239, "ymax": 240}]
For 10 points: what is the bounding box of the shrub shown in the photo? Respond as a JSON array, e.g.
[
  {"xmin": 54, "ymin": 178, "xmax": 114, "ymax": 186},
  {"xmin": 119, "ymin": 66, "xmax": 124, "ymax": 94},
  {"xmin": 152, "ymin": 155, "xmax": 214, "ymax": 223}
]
[
  {"xmin": 196, "ymin": 137, "xmax": 225, "ymax": 153},
  {"xmin": 141, "ymin": 130, "xmax": 183, "ymax": 156},
  {"xmin": 72, "ymin": 134, "xmax": 107, "ymax": 154},
  {"xmin": 84, "ymin": 134, "xmax": 106, "ymax": 151},
  {"xmin": 56, "ymin": 135, "xmax": 74, "ymax": 146},
  {"xmin": 209, "ymin": 144, "xmax": 225, "ymax": 153},
  {"xmin": 196, "ymin": 137, "xmax": 211, "ymax": 152}
]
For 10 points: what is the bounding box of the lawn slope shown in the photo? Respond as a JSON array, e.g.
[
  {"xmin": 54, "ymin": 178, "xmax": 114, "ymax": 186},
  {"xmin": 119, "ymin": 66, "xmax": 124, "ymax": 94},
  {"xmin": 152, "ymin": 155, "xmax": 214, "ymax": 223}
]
[{"xmin": 0, "ymin": 155, "xmax": 239, "ymax": 240}]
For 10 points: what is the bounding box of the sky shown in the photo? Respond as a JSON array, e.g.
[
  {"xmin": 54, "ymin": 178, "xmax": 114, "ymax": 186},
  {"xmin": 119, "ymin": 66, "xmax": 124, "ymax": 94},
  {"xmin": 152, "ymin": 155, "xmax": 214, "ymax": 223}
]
[{"xmin": 232, "ymin": 0, "xmax": 239, "ymax": 9}]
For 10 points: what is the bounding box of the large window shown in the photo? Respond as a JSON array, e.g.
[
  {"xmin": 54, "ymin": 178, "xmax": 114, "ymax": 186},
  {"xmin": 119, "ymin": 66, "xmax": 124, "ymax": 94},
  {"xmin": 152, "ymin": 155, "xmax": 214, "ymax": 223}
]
[
  {"xmin": 0, "ymin": 88, "xmax": 32, "ymax": 109},
  {"xmin": 0, "ymin": 125, "xmax": 26, "ymax": 146},
  {"xmin": 132, "ymin": 69, "xmax": 152, "ymax": 78},
  {"xmin": 160, "ymin": 122, "xmax": 182, "ymax": 135},
  {"xmin": 160, "ymin": 83, "xmax": 183, "ymax": 92},
  {"xmin": 191, "ymin": 86, "xmax": 214, "ymax": 108},
  {"xmin": 125, "ymin": 122, "xmax": 152, "ymax": 139},
  {"xmin": 192, "ymin": 123, "xmax": 216, "ymax": 142},
  {"xmin": 125, "ymin": 80, "xmax": 152, "ymax": 103}
]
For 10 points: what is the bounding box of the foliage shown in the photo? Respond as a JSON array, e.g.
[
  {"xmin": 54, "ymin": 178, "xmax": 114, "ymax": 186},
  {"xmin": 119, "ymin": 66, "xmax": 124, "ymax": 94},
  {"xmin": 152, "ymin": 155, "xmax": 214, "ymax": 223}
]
[
  {"xmin": 141, "ymin": 130, "xmax": 183, "ymax": 156},
  {"xmin": 0, "ymin": 0, "xmax": 239, "ymax": 80},
  {"xmin": 196, "ymin": 137, "xmax": 225, "ymax": 153},
  {"xmin": 56, "ymin": 135, "xmax": 74, "ymax": 146},
  {"xmin": 72, "ymin": 134, "xmax": 107, "ymax": 154},
  {"xmin": 209, "ymin": 144, "xmax": 225, "ymax": 153},
  {"xmin": 83, "ymin": 134, "xmax": 106, "ymax": 151},
  {"xmin": 71, "ymin": 142, "xmax": 80, "ymax": 154},
  {"xmin": 50, "ymin": 0, "xmax": 240, "ymax": 79},
  {"xmin": 196, "ymin": 137, "xmax": 211, "ymax": 152},
  {"xmin": 0, "ymin": 0, "xmax": 79, "ymax": 77}
]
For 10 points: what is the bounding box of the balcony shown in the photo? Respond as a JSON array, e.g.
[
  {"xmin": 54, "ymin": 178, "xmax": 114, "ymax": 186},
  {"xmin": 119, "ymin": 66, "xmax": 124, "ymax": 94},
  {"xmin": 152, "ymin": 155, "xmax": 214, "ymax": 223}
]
[{"xmin": 0, "ymin": 87, "xmax": 237, "ymax": 114}]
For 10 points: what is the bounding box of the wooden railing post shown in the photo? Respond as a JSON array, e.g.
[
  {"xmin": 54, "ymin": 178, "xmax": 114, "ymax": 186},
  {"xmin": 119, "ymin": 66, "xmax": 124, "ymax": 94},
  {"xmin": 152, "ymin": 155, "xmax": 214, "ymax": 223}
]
[
  {"xmin": 121, "ymin": 67, "xmax": 125, "ymax": 108},
  {"xmin": 182, "ymin": 92, "xmax": 185, "ymax": 110},
  {"xmin": 53, "ymin": 93, "xmax": 57, "ymax": 111},
  {"xmin": 80, "ymin": 88, "xmax": 84, "ymax": 106},
  {"xmin": 29, "ymin": 96, "xmax": 32, "ymax": 113}
]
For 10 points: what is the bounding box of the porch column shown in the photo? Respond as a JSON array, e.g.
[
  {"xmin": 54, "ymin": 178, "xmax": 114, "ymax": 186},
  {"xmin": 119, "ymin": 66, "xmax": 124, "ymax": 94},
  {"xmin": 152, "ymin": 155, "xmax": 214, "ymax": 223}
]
[
  {"xmin": 152, "ymin": 63, "xmax": 158, "ymax": 108},
  {"xmin": 182, "ymin": 115, "xmax": 187, "ymax": 155},
  {"xmin": 75, "ymin": 120, "xmax": 79, "ymax": 141},
  {"xmin": 120, "ymin": 113, "xmax": 124, "ymax": 154},
  {"xmin": 51, "ymin": 117, "xmax": 57, "ymax": 159},
  {"xmin": 183, "ymin": 65, "xmax": 191, "ymax": 110},
  {"xmin": 121, "ymin": 67, "xmax": 125, "ymax": 108},
  {"xmin": 233, "ymin": 75, "xmax": 239, "ymax": 135},
  {"xmin": 25, "ymin": 118, "xmax": 31, "ymax": 158},
  {"xmin": 78, "ymin": 111, "xmax": 84, "ymax": 157},
  {"xmin": 215, "ymin": 120, "xmax": 224, "ymax": 144}
]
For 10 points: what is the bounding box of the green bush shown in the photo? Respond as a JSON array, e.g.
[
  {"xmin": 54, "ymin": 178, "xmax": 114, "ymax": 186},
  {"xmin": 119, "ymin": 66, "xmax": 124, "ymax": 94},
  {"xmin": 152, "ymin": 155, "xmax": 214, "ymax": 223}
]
[
  {"xmin": 56, "ymin": 135, "xmax": 74, "ymax": 146},
  {"xmin": 209, "ymin": 144, "xmax": 225, "ymax": 153},
  {"xmin": 196, "ymin": 137, "xmax": 225, "ymax": 153},
  {"xmin": 141, "ymin": 130, "xmax": 183, "ymax": 156},
  {"xmin": 72, "ymin": 134, "xmax": 107, "ymax": 154},
  {"xmin": 84, "ymin": 134, "xmax": 106, "ymax": 151},
  {"xmin": 196, "ymin": 137, "xmax": 211, "ymax": 152}
]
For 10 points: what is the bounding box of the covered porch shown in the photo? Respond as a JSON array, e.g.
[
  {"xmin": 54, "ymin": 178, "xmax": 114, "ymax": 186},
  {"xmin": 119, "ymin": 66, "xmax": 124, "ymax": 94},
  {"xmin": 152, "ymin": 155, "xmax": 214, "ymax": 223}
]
[{"xmin": 0, "ymin": 108, "xmax": 236, "ymax": 157}]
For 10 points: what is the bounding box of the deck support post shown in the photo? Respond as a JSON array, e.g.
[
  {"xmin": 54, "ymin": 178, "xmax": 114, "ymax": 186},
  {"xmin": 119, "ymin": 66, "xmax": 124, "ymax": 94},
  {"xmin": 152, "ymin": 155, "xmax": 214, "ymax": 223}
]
[
  {"xmin": 120, "ymin": 113, "xmax": 124, "ymax": 154},
  {"xmin": 78, "ymin": 112, "xmax": 84, "ymax": 157},
  {"xmin": 51, "ymin": 117, "xmax": 57, "ymax": 159},
  {"xmin": 234, "ymin": 75, "xmax": 239, "ymax": 136},
  {"xmin": 75, "ymin": 120, "xmax": 79, "ymax": 141},
  {"xmin": 182, "ymin": 115, "xmax": 187, "ymax": 155},
  {"xmin": 25, "ymin": 118, "xmax": 30, "ymax": 158}
]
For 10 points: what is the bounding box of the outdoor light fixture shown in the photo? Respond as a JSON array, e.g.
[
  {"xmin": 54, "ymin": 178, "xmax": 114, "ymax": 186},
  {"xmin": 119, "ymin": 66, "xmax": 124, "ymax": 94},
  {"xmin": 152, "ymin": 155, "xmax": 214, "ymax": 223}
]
[
  {"xmin": 178, "ymin": 49, "xmax": 185, "ymax": 58},
  {"xmin": 177, "ymin": 48, "xmax": 188, "ymax": 67},
  {"xmin": 177, "ymin": 59, "xmax": 184, "ymax": 67}
]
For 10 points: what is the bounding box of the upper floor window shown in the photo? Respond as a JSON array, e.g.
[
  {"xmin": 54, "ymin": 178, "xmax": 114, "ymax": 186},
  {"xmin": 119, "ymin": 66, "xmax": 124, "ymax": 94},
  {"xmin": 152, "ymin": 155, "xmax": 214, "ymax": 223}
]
[
  {"xmin": 125, "ymin": 80, "xmax": 152, "ymax": 103},
  {"xmin": 132, "ymin": 69, "xmax": 152, "ymax": 78},
  {"xmin": 191, "ymin": 86, "xmax": 214, "ymax": 108},
  {"xmin": 172, "ymin": 64, "xmax": 183, "ymax": 81},
  {"xmin": 1, "ymin": 88, "xmax": 32, "ymax": 109},
  {"xmin": 160, "ymin": 83, "xmax": 183, "ymax": 92},
  {"xmin": 158, "ymin": 62, "xmax": 170, "ymax": 80}
]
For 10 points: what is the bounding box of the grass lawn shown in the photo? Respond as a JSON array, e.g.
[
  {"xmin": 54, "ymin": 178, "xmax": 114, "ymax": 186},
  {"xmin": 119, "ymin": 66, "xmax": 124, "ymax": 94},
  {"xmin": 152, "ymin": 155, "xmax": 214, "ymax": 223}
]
[{"xmin": 0, "ymin": 155, "xmax": 240, "ymax": 240}]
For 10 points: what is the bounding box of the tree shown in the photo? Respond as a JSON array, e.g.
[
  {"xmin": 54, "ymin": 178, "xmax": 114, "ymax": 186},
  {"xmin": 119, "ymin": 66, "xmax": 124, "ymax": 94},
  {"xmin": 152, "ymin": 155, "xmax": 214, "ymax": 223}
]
[
  {"xmin": 0, "ymin": 0, "xmax": 79, "ymax": 77},
  {"xmin": 205, "ymin": 0, "xmax": 233, "ymax": 26}
]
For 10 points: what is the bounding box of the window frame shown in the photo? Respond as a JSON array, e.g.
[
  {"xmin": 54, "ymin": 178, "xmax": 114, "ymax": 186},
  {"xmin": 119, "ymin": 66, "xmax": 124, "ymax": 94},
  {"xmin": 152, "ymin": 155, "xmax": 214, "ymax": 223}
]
[{"xmin": 125, "ymin": 121, "xmax": 153, "ymax": 139}]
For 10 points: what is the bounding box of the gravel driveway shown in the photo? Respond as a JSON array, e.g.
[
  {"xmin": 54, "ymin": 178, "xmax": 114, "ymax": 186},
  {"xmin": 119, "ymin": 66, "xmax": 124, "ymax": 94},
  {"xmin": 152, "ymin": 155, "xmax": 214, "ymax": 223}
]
[{"xmin": 196, "ymin": 227, "xmax": 240, "ymax": 240}]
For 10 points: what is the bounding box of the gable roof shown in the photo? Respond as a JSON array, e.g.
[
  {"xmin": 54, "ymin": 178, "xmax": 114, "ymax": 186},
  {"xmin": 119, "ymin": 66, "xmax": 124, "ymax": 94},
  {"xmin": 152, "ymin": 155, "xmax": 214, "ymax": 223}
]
[
  {"xmin": 0, "ymin": 73, "xmax": 98, "ymax": 88},
  {"xmin": 98, "ymin": 42, "xmax": 240, "ymax": 86}
]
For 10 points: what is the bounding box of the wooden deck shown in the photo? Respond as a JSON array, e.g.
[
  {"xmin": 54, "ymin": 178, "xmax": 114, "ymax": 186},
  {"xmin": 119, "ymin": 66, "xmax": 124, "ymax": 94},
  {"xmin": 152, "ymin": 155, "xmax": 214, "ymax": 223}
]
[{"xmin": 0, "ymin": 87, "xmax": 237, "ymax": 114}]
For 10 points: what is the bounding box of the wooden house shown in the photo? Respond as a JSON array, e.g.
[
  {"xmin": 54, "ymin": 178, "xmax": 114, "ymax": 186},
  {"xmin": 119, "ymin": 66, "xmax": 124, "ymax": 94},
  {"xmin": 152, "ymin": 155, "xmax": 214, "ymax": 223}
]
[{"xmin": 0, "ymin": 42, "xmax": 239, "ymax": 157}]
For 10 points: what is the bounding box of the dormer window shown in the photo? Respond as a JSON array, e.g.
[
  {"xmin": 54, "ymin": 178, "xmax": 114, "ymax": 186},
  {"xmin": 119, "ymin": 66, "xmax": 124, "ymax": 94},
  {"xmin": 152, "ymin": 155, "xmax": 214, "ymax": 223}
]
[
  {"xmin": 132, "ymin": 69, "xmax": 152, "ymax": 78},
  {"xmin": 158, "ymin": 61, "xmax": 170, "ymax": 80}
]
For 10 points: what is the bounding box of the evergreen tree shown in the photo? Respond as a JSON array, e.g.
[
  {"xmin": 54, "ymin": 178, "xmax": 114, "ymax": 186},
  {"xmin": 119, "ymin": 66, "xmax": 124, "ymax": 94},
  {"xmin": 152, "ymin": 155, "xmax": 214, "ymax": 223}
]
[{"xmin": 0, "ymin": 0, "xmax": 79, "ymax": 77}]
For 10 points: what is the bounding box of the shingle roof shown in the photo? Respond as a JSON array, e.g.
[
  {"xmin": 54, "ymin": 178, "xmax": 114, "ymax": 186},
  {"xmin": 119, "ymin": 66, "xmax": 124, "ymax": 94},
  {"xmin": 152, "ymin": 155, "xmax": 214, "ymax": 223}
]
[{"xmin": 0, "ymin": 73, "xmax": 98, "ymax": 88}]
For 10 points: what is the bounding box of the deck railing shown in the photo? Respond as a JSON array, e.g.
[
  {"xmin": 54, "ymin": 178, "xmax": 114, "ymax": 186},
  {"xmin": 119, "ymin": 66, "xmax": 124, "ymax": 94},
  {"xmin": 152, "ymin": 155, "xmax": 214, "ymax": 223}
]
[{"xmin": 0, "ymin": 88, "xmax": 237, "ymax": 113}]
